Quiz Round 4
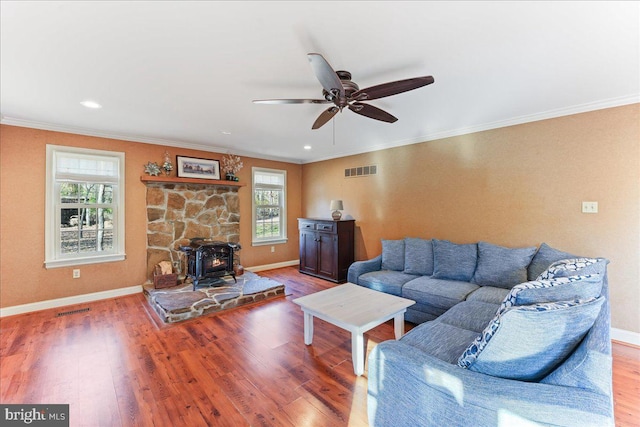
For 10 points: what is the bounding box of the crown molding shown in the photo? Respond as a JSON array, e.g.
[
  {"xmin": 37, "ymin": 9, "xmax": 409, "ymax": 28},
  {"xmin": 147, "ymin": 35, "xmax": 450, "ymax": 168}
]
[
  {"xmin": 0, "ymin": 116, "xmax": 302, "ymax": 164},
  {"xmin": 302, "ymin": 95, "xmax": 640, "ymax": 164},
  {"xmin": 3, "ymin": 94, "xmax": 637, "ymax": 165}
]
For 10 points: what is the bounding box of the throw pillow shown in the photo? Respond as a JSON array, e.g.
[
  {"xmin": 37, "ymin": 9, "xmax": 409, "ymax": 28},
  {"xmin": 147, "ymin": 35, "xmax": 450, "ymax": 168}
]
[
  {"xmin": 497, "ymin": 274, "xmax": 603, "ymax": 314},
  {"xmin": 432, "ymin": 239, "xmax": 478, "ymax": 282},
  {"xmin": 527, "ymin": 243, "xmax": 577, "ymax": 281},
  {"xmin": 472, "ymin": 242, "xmax": 537, "ymax": 289},
  {"xmin": 458, "ymin": 297, "xmax": 604, "ymax": 381},
  {"xmin": 381, "ymin": 239, "xmax": 405, "ymax": 271},
  {"xmin": 537, "ymin": 257, "xmax": 608, "ymax": 280},
  {"xmin": 404, "ymin": 238, "xmax": 434, "ymax": 276}
]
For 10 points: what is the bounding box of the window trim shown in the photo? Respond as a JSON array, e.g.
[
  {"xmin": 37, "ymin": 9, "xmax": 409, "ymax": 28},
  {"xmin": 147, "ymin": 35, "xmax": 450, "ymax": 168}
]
[
  {"xmin": 45, "ymin": 145, "xmax": 126, "ymax": 268},
  {"xmin": 251, "ymin": 167, "xmax": 287, "ymax": 246}
]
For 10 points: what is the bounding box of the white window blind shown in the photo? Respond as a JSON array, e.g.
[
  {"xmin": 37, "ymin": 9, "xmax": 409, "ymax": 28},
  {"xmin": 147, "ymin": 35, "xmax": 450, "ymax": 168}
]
[{"xmin": 54, "ymin": 152, "xmax": 120, "ymax": 182}]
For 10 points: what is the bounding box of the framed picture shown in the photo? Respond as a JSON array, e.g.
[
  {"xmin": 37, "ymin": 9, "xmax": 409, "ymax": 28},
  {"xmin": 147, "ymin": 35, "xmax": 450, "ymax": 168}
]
[{"xmin": 176, "ymin": 156, "xmax": 221, "ymax": 180}]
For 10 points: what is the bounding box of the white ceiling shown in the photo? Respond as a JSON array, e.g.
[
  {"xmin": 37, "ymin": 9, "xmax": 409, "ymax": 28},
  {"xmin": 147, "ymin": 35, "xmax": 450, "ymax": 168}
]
[{"xmin": 1, "ymin": 1, "xmax": 638, "ymax": 164}]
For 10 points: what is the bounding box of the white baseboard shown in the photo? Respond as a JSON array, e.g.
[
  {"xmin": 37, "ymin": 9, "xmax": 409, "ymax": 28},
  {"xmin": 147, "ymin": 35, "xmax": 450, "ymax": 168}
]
[
  {"xmin": 611, "ymin": 327, "xmax": 640, "ymax": 347},
  {"xmin": 0, "ymin": 285, "xmax": 143, "ymax": 318},
  {"xmin": 6, "ymin": 270, "xmax": 636, "ymax": 348},
  {"xmin": 0, "ymin": 262, "xmax": 300, "ymax": 317},
  {"xmin": 246, "ymin": 259, "xmax": 299, "ymax": 272}
]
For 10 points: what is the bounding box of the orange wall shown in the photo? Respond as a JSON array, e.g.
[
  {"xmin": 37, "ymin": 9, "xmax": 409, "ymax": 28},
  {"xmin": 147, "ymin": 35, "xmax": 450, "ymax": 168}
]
[
  {"xmin": 301, "ymin": 104, "xmax": 640, "ymax": 333},
  {"xmin": 0, "ymin": 125, "xmax": 302, "ymax": 307},
  {"xmin": 2, "ymin": 105, "xmax": 638, "ymax": 333}
]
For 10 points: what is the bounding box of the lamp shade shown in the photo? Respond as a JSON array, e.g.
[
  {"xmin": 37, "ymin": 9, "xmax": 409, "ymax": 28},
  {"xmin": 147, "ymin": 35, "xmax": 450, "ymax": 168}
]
[{"xmin": 330, "ymin": 200, "xmax": 344, "ymax": 211}]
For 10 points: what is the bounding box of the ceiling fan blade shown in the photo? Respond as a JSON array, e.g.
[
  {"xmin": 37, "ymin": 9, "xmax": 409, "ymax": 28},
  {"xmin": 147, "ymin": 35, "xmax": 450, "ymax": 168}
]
[
  {"xmin": 253, "ymin": 99, "xmax": 329, "ymax": 104},
  {"xmin": 352, "ymin": 76, "xmax": 434, "ymax": 101},
  {"xmin": 348, "ymin": 102, "xmax": 398, "ymax": 123},
  {"xmin": 312, "ymin": 106, "xmax": 339, "ymax": 129},
  {"xmin": 307, "ymin": 53, "xmax": 345, "ymax": 97}
]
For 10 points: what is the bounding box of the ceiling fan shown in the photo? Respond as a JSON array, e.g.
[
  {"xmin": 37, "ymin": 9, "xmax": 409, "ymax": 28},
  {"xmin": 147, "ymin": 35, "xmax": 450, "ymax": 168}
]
[{"xmin": 253, "ymin": 53, "xmax": 435, "ymax": 130}]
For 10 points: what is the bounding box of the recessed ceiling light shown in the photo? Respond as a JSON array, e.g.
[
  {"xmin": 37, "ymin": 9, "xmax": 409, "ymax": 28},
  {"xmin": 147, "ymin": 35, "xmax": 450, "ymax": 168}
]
[
  {"xmin": 221, "ymin": 131, "xmax": 232, "ymax": 135},
  {"xmin": 80, "ymin": 100, "xmax": 102, "ymax": 109},
  {"xmin": 304, "ymin": 145, "xmax": 312, "ymax": 150}
]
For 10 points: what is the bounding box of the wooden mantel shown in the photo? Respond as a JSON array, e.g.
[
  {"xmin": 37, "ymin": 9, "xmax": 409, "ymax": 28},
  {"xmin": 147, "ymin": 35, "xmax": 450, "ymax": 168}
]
[{"xmin": 140, "ymin": 175, "xmax": 245, "ymax": 187}]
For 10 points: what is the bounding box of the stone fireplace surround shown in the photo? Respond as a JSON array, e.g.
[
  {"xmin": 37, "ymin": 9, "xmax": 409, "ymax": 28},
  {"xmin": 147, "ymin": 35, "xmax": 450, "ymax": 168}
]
[{"xmin": 144, "ymin": 181, "xmax": 240, "ymax": 281}]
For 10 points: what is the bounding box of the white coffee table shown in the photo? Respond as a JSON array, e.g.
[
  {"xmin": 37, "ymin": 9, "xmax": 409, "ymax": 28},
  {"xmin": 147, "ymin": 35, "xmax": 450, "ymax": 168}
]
[{"xmin": 292, "ymin": 283, "xmax": 415, "ymax": 376}]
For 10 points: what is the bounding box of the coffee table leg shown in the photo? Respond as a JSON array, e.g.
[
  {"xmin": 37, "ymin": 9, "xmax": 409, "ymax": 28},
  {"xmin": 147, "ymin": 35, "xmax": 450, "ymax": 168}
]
[
  {"xmin": 352, "ymin": 332, "xmax": 365, "ymax": 376},
  {"xmin": 303, "ymin": 311, "xmax": 314, "ymax": 345},
  {"xmin": 394, "ymin": 312, "xmax": 405, "ymax": 340}
]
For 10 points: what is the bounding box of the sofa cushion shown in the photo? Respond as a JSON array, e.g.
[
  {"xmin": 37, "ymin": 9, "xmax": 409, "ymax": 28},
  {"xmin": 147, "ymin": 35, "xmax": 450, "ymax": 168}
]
[
  {"xmin": 466, "ymin": 286, "xmax": 510, "ymax": 305},
  {"xmin": 402, "ymin": 276, "xmax": 479, "ymax": 310},
  {"xmin": 381, "ymin": 239, "xmax": 405, "ymax": 271},
  {"xmin": 432, "ymin": 239, "xmax": 478, "ymax": 281},
  {"xmin": 537, "ymin": 257, "xmax": 608, "ymax": 280},
  {"xmin": 400, "ymin": 321, "xmax": 480, "ymax": 364},
  {"xmin": 457, "ymin": 297, "xmax": 604, "ymax": 381},
  {"xmin": 405, "ymin": 307, "xmax": 440, "ymax": 324},
  {"xmin": 527, "ymin": 243, "xmax": 577, "ymax": 280},
  {"xmin": 408, "ymin": 301, "xmax": 450, "ymax": 319},
  {"xmin": 498, "ymin": 275, "xmax": 604, "ymax": 315},
  {"xmin": 437, "ymin": 300, "xmax": 501, "ymax": 333},
  {"xmin": 540, "ymin": 314, "xmax": 612, "ymax": 393},
  {"xmin": 403, "ymin": 238, "xmax": 434, "ymax": 276},
  {"xmin": 472, "ymin": 242, "xmax": 537, "ymax": 289},
  {"xmin": 358, "ymin": 270, "xmax": 418, "ymax": 296}
]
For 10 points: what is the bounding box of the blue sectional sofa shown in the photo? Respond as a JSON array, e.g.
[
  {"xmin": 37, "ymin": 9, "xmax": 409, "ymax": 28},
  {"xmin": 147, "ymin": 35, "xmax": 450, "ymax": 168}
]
[{"xmin": 347, "ymin": 239, "xmax": 613, "ymax": 426}]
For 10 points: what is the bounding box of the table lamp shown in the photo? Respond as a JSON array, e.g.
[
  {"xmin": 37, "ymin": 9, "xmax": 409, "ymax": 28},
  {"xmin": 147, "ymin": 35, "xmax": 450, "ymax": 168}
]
[{"xmin": 330, "ymin": 200, "xmax": 344, "ymax": 220}]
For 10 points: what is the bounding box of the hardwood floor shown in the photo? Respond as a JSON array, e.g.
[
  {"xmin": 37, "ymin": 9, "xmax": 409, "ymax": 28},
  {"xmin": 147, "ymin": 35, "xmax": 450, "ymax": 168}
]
[
  {"xmin": 612, "ymin": 340, "xmax": 640, "ymax": 426},
  {"xmin": 1, "ymin": 266, "xmax": 638, "ymax": 426}
]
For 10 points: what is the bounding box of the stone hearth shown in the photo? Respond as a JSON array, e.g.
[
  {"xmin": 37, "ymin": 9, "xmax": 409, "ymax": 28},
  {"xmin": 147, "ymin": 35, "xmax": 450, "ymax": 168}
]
[{"xmin": 143, "ymin": 271, "xmax": 285, "ymax": 323}]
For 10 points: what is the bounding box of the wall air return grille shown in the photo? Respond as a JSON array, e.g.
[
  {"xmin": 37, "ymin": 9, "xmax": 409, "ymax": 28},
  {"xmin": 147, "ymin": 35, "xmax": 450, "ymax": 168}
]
[{"xmin": 344, "ymin": 165, "xmax": 377, "ymax": 178}]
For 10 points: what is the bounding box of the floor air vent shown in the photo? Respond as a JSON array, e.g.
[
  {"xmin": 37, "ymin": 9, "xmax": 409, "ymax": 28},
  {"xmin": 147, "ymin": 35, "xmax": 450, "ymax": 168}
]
[
  {"xmin": 56, "ymin": 307, "xmax": 90, "ymax": 317},
  {"xmin": 344, "ymin": 165, "xmax": 377, "ymax": 178}
]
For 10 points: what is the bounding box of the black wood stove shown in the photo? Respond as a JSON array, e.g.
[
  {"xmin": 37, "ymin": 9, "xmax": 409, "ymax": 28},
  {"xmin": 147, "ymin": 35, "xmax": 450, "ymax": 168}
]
[{"xmin": 179, "ymin": 239, "xmax": 239, "ymax": 290}]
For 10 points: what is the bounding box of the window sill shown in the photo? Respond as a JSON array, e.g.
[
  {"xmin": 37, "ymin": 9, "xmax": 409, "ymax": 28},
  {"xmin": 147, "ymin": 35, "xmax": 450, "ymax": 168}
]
[
  {"xmin": 252, "ymin": 238, "xmax": 288, "ymax": 246},
  {"xmin": 45, "ymin": 254, "xmax": 126, "ymax": 269}
]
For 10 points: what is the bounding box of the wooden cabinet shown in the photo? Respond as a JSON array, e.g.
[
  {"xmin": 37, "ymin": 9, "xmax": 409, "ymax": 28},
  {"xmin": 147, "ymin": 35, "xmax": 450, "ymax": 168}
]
[{"xmin": 298, "ymin": 218, "xmax": 355, "ymax": 283}]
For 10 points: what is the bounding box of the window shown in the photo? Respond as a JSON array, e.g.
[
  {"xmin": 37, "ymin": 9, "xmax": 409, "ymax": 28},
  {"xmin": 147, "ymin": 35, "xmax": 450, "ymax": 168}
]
[
  {"xmin": 45, "ymin": 145, "xmax": 125, "ymax": 268},
  {"xmin": 252, "ymin": 167, "xmax": 287, "ymax": 245}
]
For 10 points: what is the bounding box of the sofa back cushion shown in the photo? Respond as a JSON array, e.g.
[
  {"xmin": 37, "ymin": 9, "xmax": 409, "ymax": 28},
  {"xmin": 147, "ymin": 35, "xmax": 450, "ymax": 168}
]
[
  {"xmin": 498, "ymin": 274, "xmax": 604, "ymax": 314},
  {"xmin": 381, "ymin": 239, "xmax": 405, "ymax": 271},
  {"xmin": 403, "ymin": 238, "xmax": 434, "ymax": 276},
  {"xmin": 527, "ymin": 243, "xmax": 577, "ymax": 280},
  {"xmin": 537, "ymin": 257, "xmax": 608, "ymax": 280},
  {"xmin": 457, "ymin": 297, "xmax": 604, "ymax": 381},
  {"xmin": 540, "ymin": 275, "xmax": 612, "ymax": 394},
  {"xmin": 432, "ymin": 239, "xmax": 477, "ymax": 281},
  {"xmin": 471, "ymin": 242, "xmax": 537, "ymax": 289}
]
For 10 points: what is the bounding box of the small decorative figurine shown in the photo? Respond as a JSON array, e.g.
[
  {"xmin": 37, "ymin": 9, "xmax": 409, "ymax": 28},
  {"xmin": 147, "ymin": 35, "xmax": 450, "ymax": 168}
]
[
  {"xmin": 144, "ymin": 161, "xmax": 161, "ymax": 176},
  {"xmin": 162, "ymin": 151, "xmax": 173, "ymax": 176}
]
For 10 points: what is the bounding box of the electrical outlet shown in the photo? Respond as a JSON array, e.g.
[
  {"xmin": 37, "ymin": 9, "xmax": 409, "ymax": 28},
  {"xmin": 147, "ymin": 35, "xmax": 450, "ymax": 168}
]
[
  {"xmin": 271, "ymin": 246, "xmax": 275, "ymax": 253},
  {"xmin": 72, "ymin": 269, "xmax": 81, "ymax": 279},
  {"xmin": 582, "ymin": 201, "xmax": 598, "ymax": 214}
]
